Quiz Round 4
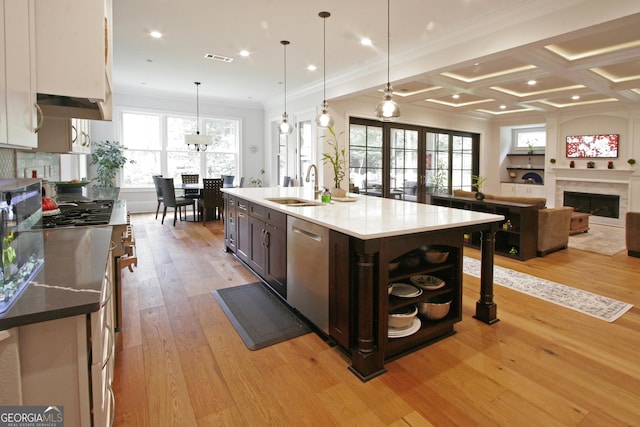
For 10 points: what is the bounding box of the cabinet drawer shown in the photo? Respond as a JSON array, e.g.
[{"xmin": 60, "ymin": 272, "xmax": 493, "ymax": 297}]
[
  {"xmin": 266, "ymin": 209, "xmax": 286, "ymax": 229},
  {"xmin": 236, "ymin": 199, "xmax": 249, "ymax": 212},
  {"xmin": 227, "ymin": 196, "xmax": 237, "ymax": 209},
  {"xmin": 249, "ymin": 203, "xmax": 266, "ymax": 220}
]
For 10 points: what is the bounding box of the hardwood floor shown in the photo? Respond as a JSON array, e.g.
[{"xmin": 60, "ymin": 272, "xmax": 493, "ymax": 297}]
[{"xmin": 114, "ymin": 213, "xmax": 640, "ymax": 426}]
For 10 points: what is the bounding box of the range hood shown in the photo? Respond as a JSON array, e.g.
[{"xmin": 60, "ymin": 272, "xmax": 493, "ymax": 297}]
[{"xmin": 37, "ymin": 93, "xmax": 112, "ymax": 121}]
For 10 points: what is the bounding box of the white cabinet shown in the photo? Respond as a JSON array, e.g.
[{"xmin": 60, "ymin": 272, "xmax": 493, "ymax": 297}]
[
  {"xmin": 35, "ymin": 116, "xmax": 91, "ymax": 153},
  {"xmin": 501, "ymin": 183, "xmax": 516, "ymax": 197},
  {"xmin": 34, "ymin": 0, "xmax": 112, "ymax": 120},
  {"xmin": 0, "ymin": 0, "xmax": 40, "ymax": 149},
  {"xmin": 501, "ymin": 183, "xmax": 545, "ymax": 198},
  {"xmin": 516, "ymin": 184, "xmax": 545, "ymax": 198},
  {"xmin": 17, "ymin": 251, "xmax": 115, "ymax": 427}
]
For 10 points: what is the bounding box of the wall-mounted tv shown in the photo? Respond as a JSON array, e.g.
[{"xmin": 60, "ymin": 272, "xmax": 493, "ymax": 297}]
[{"xmin": 566, "ymin": 134, "xmax": 619, "ymax": 158}]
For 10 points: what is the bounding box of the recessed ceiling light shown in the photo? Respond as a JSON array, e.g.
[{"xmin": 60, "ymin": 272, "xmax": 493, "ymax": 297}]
[
  {"xmin": 239, "ymin": 50, "xmax": 250, "ymax": 57},
  {"xmin": 452, "ymin": 94, "xmax": 460, "ymax": 99},
  {"xmin": 307, "ymin": 65, "xmax": 317, "ymax": 71},
  {"xmin": 150, "ymin": 31, "xmax": 162, "ymax": 39},
  {"xmin": 500, "ymin": 105, "xmax": 506, "ymax": 109},
  {"xmin": 572, "ymin": 95, "xmax": 581, "ymax": 100},
  {"xmin": 527, "ymin": 80, "xmax": 537, "ymax": 86},
  {"xmin": 361, "ymin": 37, "xmax": 372, "ymax": 46}
]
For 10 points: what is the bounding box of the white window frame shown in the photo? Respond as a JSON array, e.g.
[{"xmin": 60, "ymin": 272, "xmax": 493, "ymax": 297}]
[
  {"xmin": 513, "ymin": 126, "xmax": 546, "ymax": 151},
  {"xmin": 118, "ymin": 107, "xmax": 241, "ymax": 188}
]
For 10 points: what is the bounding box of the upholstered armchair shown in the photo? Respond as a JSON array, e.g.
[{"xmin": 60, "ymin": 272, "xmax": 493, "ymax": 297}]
[
  {"xmin": 626, "ymin": 212, "xmax": 640, "ymax": 257},
  {"xmin": 537, "ymin": 206, "xmax": 574, "ymax": 256}
]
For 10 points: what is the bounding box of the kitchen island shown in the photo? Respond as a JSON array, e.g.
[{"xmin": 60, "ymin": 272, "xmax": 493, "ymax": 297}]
[{"xmin": 222, "ymin": 187, "xmax": 503, "ymax": 380}]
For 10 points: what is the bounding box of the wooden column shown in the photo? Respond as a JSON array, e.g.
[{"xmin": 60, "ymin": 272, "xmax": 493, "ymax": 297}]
[
  {"xmin": 348, "ymin": 246, "xmax": 386, "ymax": 381},
  {"xmin": 474, "ymin": 224, "xmax": 499, "ymax": 324}
]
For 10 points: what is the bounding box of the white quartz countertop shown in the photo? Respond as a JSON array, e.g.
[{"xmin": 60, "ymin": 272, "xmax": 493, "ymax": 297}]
[{"xmin": 223, "ymin": 187, "xmax": 504, "ymax": 240}]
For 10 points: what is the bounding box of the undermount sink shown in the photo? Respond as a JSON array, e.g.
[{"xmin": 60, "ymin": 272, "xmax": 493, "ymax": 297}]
[{"xmin": 265, "ymin": 197, "xmax": 323, "ymax": 207}]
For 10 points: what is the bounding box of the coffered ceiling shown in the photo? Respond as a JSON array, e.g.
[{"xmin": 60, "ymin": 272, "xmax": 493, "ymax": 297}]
[{"xmin": 112, "ymin": 1, "xmax": 640, "ymax": 118}]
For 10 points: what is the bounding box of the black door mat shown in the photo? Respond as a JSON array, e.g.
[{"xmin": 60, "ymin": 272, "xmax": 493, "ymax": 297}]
[{"xmin": 212, "ymin": 283, "xmax": 311, "ymax": 350}]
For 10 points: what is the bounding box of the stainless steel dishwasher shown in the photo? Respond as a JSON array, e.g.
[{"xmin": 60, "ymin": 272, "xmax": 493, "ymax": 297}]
[{"xmin": 287, "ymin": 216, "xmax": 329, "ymax": 333}]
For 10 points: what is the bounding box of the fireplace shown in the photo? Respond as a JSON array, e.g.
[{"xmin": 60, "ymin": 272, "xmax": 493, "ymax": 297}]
[{"xmin": 563, "ymin": 191, "xmax": 620, "ymax": 219}]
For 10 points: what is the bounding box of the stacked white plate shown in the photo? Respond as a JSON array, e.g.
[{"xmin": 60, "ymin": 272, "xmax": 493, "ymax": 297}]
[
  {"xmin": 390, "ymin": 283, "xmax": 422, "ymax": 298},
  {"xmin": 388, "ymin": 317, "xmax": 421, "ymax": 338}
]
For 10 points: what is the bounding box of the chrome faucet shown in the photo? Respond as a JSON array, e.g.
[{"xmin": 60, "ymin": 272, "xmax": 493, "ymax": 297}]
[{"xmin": 305, "ymin": 164, "xmax": 323, "ymax": 199}]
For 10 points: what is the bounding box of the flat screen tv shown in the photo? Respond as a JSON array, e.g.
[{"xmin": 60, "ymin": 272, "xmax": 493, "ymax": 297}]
[{"xmin": 566, "ymin": 134, "xmax": 619, "ymax": 158}]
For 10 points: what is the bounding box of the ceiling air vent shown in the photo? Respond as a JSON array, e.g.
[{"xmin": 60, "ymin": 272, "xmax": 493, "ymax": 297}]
[{"xmin": 205, "ymin": 53, "xmax": 234, "ymax": 63}]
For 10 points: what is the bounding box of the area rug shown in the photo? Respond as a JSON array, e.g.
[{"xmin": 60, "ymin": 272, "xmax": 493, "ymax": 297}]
[
  {"xmin": 212, "ymin": 283, "xmax": 311, "ymax": 350},
  {"xmin": 463, "ymin": 256, "xmax": 633, "ymax": 322},
  {"xmin": 568, "ymin": 223, "xmax": 626, "ymax": 256}
]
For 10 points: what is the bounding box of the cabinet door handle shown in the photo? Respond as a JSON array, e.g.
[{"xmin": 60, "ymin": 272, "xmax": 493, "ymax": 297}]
[
  {"xmin": 34, "ymin": 103, "xmax": 44, "ymax": 133},
  {"xmin": 264, "ymin": 230, "xmax": 270, "ymax": 248}
]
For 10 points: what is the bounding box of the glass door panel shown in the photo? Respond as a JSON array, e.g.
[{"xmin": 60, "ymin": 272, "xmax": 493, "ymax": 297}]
[
  {"xmin": 298, "ymin": 120, "xmax": 312, "ymax": 186},
  {"xmin": 425, "ymin": 131, "xmax": 450, "ymax": 195},
  {"xmin": 349, "ymin": 123, "xmax": 383, "ymax": 195},
  {"xmin": 390, "ymin": 128, "xmax": 419, "ymax": 200}
]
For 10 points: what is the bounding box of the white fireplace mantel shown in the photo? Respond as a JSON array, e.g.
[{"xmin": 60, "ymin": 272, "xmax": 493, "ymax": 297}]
[{"xmin": 551, "ymin": 167, "xmax": 634, "ymax": 183}]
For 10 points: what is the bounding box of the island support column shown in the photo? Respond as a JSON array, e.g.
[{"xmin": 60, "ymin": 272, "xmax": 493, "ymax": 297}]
[
  {"xmin": 474, "ymin": 224, "xmax": 499, "ymax": 324},
  {"xmin": 349, "ymin": 241, "xmax": 386, "ymax": 381}
]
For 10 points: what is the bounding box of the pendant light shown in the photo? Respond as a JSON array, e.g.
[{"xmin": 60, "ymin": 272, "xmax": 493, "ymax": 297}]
[
  {"xmin": 185, "ymin": 81, "xmax": 212, "ymax": 151},
  {"xmin": 374, "ymin": 0, "xmax": 400, "ymax": 121},
  {"xmin": 315, "ymin": 11, "xmax": 334, "ymax": 128},
  {"xmin": 279, "ymin": 40, "xmax": 294, "ymax": 135}
]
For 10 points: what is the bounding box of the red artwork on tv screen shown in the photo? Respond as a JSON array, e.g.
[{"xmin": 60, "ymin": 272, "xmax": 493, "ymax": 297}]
[{"xmin": 566, "ymin": 134, "xmax": 619, "ymax": 158}]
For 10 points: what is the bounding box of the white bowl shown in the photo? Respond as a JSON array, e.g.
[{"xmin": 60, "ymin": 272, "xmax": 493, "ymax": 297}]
[
  {"xmin": 388, "ymin": 305, "xmax": 418, "ymax": 329},
  {"xmin": 417, "ymin": 300, "xmax": 451, "ymax": 320},
  {"xmin": 410, "ymin": 275, "xmax": 445, "ymax": 290}
]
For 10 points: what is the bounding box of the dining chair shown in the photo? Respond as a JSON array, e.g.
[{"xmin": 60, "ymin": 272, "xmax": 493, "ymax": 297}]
[
  {"xmin": 221, "ymin": 175, "xmax": 235, "ymax": 188},
  {"xmin": 197, "ymin": 178, "xmax": 224, "ymax": 225},
  {"xmin": 158, "ymin": 177, "xmax": 196, "ymax": 226},
  {"xmin": 152, "ymin": 175, "xmax": 163, "ymax": 219},
  {"xmin": 181, "ymin": 173, "xmax": 200, "ymax": 199}
]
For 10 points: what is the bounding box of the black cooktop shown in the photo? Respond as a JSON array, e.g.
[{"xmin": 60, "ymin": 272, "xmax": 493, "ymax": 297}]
[{"xmin": 35, "ymin": 200, "xmax": 114, "ymax": 229}]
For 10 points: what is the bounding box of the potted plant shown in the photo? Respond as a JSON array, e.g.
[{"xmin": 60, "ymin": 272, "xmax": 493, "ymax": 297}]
[
  {"xmin": 549, "ymin": 158, "xmax": 556, "ymax": 164},
  {"xmin": 430, "ymin": 161, "xmax": 447, "ymax": 194},
  {"xmin": 249, "ymin": 169, "xmax": 265, "ymax": 187},
  {"xmin": 321, "ymin": 127, "xmax": 347, "ymax": 197},
  {"xmin": 628, "ymin": 158, "xmax": 636, "ymax": 167},
  {"xmin": 472, "ymin": 174, "xmax": 487, "ymax": 200},
  {"xmin": 90, "ymin": 140, "xmax": 135, "ymax": 187}
]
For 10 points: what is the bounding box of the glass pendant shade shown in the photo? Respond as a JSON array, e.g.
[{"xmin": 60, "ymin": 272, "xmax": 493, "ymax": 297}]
[
  {"xmin": 375, "ymin": 83, "xmax": 400, "ymax": 121},
  {"xmin": 279, "ymin": 113, "xmax": 293, "ymax": 134},
  {"xmin": 315, "ymin": 100, "xmax": 334, "ymax": 128}
]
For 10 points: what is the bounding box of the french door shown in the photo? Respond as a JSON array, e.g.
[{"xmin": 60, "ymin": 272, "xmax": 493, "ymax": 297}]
[{"xmin": 349, "ymin": 117, "xmax": 479, "ymax": 203}]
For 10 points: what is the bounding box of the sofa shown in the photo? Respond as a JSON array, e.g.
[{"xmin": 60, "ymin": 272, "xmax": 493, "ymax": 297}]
[
  {"xmin": 626, "ymin": 212, "xmax": 640, "ymax": 257},
  {"xmin": 452, "ymin": 190, "xmax": 574, "ymax": 257}
]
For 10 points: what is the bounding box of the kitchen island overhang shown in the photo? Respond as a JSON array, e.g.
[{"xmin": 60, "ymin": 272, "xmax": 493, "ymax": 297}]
[{"xmin": 222, "ymin": 187, "xmax": 503, "ymax": 381}]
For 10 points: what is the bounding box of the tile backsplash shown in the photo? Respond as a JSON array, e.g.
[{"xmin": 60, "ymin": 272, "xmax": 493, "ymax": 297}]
[{"xmin": 0, "ymin": 148, "xmax": 61, "ymax": 180}]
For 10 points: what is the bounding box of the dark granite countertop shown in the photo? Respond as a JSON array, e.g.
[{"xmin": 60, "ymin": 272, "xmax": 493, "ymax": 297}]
[{"xmin": 0, "ymin": 227, "xmax": 113, "ymax": 330}]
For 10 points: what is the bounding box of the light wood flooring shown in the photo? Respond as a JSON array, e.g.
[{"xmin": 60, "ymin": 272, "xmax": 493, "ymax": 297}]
[{"xmin": 114, "ymin": 213, "xmax": 640, "ymax": 426}]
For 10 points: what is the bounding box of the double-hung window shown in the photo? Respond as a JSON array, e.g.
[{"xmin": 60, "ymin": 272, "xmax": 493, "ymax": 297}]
[{"xmin": 119, "ymin": 109, "xmax": 240, "ymax": 188}]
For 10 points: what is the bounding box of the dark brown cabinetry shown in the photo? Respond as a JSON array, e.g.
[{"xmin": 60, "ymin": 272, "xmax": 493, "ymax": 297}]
[
  {"xmin": 223, "ymin": 195, "xmax": 237, "ymax": 252},
  {"xmin": 223, "ymin": 195, "xmax": 287, "ymax": 298},
  {"xmin": 329, "ymin": 228, "xmax": 464, "ymax": 378},
  {"xmin": 431, "ymin": 195, "xmax": 539, "ymax": 260},
  {"xmin": 235, "ymin": 198, "xmax": 250, "ymax": 263}
]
